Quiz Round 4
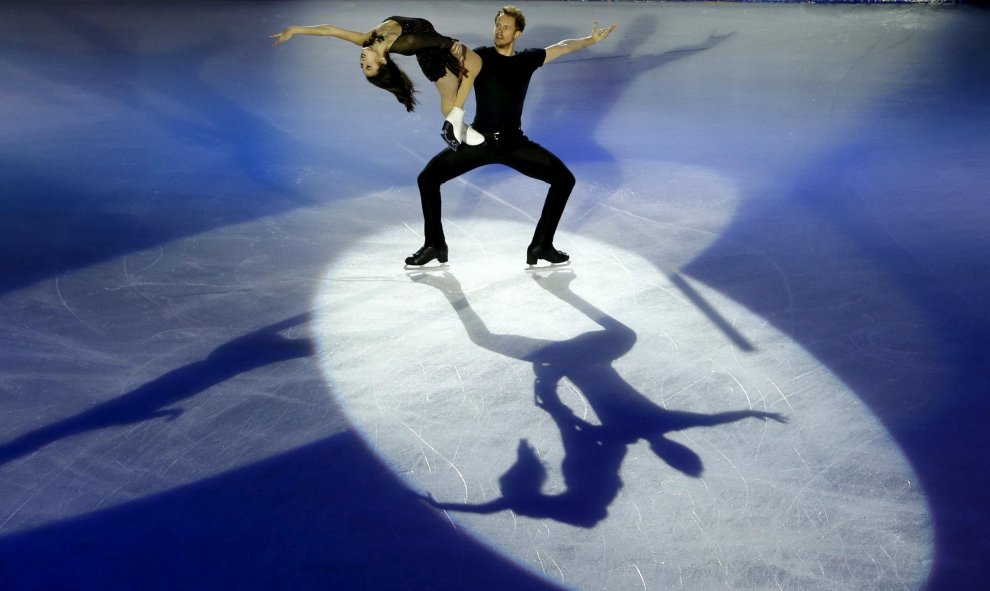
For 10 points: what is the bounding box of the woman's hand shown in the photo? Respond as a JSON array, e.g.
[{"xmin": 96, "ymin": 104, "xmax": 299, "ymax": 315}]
[{"xmin": 270, "ymin": 28, "xmax": 296, "ymax": 46}]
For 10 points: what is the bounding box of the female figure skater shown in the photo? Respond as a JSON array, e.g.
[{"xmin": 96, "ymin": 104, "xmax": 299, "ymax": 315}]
[{"xmin": 271, "ymin": 16, "xmax": 483, "ymax": 149}]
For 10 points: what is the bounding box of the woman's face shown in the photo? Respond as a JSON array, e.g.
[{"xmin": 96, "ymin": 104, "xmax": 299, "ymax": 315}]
[{"xmin": 360, "ymin": 46, "xmax": 386, "ymax": 77}]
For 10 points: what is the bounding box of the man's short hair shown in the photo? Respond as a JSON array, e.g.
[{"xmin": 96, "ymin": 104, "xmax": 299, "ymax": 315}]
[{"xmin": 497, "ymin": 5, "xmax": 526, "ymax": 32}]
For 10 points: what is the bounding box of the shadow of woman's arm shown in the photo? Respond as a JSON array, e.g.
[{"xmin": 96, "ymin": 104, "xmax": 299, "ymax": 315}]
[
  {"xmin": 664, "ymin": 409, "xmax": 788, "ymax": 430},
  {"xmin": 0, "ymin": 314, "xmax": 312, "ymax": 467}
]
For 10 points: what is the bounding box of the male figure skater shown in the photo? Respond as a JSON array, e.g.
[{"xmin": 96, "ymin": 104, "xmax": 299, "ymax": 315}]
[{"xmin": 406, "ymin": 5, "xmax": 617, "ymax": 266}]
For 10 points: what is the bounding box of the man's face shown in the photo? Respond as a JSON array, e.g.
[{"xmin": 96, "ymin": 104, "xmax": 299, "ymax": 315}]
[{"xmin": 494, "ymin": 14, "xmax": 520, "ymax": 48}]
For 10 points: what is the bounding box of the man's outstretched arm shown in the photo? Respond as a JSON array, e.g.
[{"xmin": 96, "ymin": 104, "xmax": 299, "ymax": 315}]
[{"xmin": 544, "ymin": 21, "xmax": 618, "ymax": 64}]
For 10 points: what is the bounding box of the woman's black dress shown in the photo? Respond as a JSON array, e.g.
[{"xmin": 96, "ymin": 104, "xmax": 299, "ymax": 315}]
[{"xmin": 381, "ymin": 16, "xmax": 462, "ymax": 82}]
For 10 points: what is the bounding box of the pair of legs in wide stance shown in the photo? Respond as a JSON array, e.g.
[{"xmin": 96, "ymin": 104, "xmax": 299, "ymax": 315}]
[{"xmin": 407, "ymin": 133, "xmax": 574, "ymax": 267}]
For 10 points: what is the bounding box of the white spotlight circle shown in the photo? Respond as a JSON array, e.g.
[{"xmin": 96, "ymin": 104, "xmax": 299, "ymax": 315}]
[{"xmin": 314, "ymin": 220, "xmax": 931, "ymax": 591}]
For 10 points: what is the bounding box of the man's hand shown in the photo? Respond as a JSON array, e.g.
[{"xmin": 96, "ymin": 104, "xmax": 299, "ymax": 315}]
[
  {"xmin": 545, "ymin": 21, "xmax": 618, "ymax": 64},
  {"xmin": 591, "ymin": 22, "xmax": 618, "ymax": 44}
]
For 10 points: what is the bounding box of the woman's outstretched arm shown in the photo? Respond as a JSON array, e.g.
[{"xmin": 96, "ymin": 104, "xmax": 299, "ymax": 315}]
[{"xmin": 271, "ymin": 24, "xmax": 372, "ymax": 47}]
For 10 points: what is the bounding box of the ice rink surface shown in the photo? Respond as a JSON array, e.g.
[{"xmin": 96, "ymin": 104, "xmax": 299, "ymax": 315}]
[{"xmin": 1, "ymin": 1, "xmax": 988, "ymax": 589}]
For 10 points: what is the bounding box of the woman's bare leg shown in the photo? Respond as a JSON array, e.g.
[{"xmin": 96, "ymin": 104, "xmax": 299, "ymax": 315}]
[
  {"xmin": 453, "ymin": 48, "xmax": 482, "ymax": 109},
  {"xmin": 434, "ymin": 72, "xmax": 459, "ymax": 117},
  {"xmin": 440, "ymin": 47, "xmax": 484, "ymax": 148}
]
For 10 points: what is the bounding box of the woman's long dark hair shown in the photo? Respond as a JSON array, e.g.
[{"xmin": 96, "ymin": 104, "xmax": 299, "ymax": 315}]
[
  {"xmin": 363, "ymin": 35, "xmax": 417, "ymax": 112},
  {"xmin": 366, "ymin": 60, "xmax": 418, "ymax": 112}
]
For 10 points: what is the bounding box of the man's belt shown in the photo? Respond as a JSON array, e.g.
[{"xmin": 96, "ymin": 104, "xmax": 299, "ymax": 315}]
[{"xmin": 481, "ymin": 128, "xmax": 523, "ymax": 144}]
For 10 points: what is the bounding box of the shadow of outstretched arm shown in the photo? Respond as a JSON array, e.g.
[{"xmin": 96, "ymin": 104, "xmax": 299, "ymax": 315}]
[
  {"xmin": 418, "ymin": 436, "xmax": 615, "ymax": 528},
  {"xmin": 0, "ymin": 314, "xmax": 313, "ymax": 468},
  {"xmin": 659, "ymin": 409, "xmax": 788, "ymax": 429},
  {"xmin": 644, "ymin": 410, "xmax": 787, "ymax": 476}
]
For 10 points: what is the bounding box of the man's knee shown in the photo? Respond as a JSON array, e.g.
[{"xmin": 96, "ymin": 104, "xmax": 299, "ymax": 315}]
[
  {"xmin": 552, "ymin": 166, "xmax": 575, "ymax": 194},
  {"xmin": 560, "ymin": 168, "xmax": 576, "ymax": 190},
  {"xmin": 541, "ymin": 149, "xmax": 575, "ymax": 191},
  {"xmin": 418, "ymin": 166, "xmax": 442, "ymax": 192},
  {"xmin": 419, "ymin": 152, "xmax": 462, "ymax": 190}
]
